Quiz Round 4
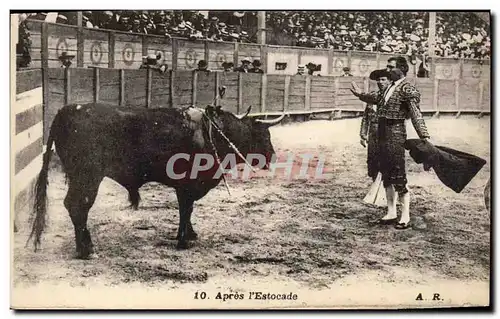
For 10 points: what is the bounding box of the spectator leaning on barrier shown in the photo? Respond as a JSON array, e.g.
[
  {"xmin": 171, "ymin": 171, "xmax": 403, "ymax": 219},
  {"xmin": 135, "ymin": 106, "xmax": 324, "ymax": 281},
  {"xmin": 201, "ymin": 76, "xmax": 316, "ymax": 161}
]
[
  {"xmin": 195, "ymin": 60, "xmax": 211, "ymax": 73},
  {"xmin": 341, "ymin": 67, "xmax": 353, "ymax": 77},
  {"xmin": 222, "ymin": 62, "xmax": 234, "ymax": 72},
  {"xmin": 296, "ymin": 65, "xmax": 306, "ymax": 75},
  {"xmin": 139, "ymin": 53, "xmax": 168, "ymax": 73},
  {"xmin": 249, "ymin": 60, "xmax": 264, "ymax": 73},
  {"xmin": 58, "ymin": 52, "xmax": 75, "ymax": 68},
  {"xmin": 417, "ymin": 54, "xmax": 431, "ymax": 78},
  {"xmin": 305, "ymin": 62, "xmax": 321, "ymax": 76},
  {"xmin": 234, "ymin": 57, "xmax": 252, "ymax": 73}
]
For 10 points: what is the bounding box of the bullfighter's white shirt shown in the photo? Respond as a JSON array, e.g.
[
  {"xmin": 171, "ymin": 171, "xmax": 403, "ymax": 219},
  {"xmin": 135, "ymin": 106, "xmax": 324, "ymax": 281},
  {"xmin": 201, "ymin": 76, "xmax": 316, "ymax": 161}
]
[{"xmin": 383, "ymin": 77, "xmax": 406, "ymax": 103}]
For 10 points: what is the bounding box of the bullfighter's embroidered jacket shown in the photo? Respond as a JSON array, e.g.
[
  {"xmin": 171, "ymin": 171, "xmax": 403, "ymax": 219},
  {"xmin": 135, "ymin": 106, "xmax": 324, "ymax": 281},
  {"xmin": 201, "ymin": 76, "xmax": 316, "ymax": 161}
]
[{"xmin": 357, "ymin": 79, "xmax": 430, "ymax": 139}]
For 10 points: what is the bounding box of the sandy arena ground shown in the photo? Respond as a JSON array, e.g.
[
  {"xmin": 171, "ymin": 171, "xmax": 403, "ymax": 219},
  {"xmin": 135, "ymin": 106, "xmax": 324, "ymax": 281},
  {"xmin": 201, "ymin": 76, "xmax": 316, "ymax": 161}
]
[{"xmin": 11, "ymin": 115, "xmax": 491, "ymax": 309}]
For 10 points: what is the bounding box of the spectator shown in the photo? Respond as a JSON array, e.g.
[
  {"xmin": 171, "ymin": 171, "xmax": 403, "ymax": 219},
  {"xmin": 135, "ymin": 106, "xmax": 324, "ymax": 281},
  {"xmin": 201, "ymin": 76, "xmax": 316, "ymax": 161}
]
[
  {"xmin": 23, "ymin": 11, "xmax": 255, "ymax": 44},
  {"xmin": 267, "ymin": 11, "xmax": 490, "ymax": 59},
  {"xmin": 17, "ymin": 18, "xmax": 32, "ymax": 69},
  {"xmin": 306, "ymin": 62, "xmax": 321, "ymax": 76},
  {"xmin": 222, "ymin": 62, "xmax": 234, "ymax": 72},
  {"xmin": 21, "ymin": 11, "xmax": 490, "ymax": 60},
  {"xmin": 194, "ymin": 60, "xmax": 210, "ymax": 72},
  {"xmin": 341, "ymin": 67, "xmax": 353, "ymax": 76},
  {"xmin": 417, "ymin": 54, "xmax": 431, "ymax": 78},
  {"xmin": 296, "ymin": 65, "xmax": 306, "ymax": 75},
  {"xmin": 234, "ymin": 57, "xmax": 252, "ymax": 73},
  {"xmin": 249, "ymin": 60, "xmax": 264, "ymax": 73},
  {"xmin": 58, "ymin": 52, "xmax": 75, "ymax": 68},
  {"xmin": 139, "ymin": 53, "xmax": 167, "ymax": 73}
]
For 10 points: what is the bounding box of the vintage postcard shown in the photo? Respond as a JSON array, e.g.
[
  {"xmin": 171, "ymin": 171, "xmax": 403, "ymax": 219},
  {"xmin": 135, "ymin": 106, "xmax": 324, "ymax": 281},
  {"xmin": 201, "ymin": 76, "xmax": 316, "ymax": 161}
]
[{"xmin": 10, "ymin": 10, "xmax": 491, "ymax": 310}]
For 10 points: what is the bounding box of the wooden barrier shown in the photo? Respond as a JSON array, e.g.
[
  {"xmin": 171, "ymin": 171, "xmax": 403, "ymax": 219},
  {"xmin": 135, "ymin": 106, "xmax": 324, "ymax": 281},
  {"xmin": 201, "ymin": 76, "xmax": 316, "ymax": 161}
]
[
  {"xmin": 41, "ymin": 67, "xmax": 490, "ymax": 143},
  {"xmin": 12, "ymin": 69, "xmax": 44, "ymax": 232},
  {"xmin": 23, "ymin": 19, "xmax": 490, "ymax": 81}
]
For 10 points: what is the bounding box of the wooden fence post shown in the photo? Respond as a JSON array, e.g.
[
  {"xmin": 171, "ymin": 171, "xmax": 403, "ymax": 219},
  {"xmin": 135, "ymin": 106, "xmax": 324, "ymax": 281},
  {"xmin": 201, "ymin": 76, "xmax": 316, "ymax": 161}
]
[
  {"xmin": 459, "ymin": 58, "xmax": 464, "ymax": 79},
  {"xmin": 455, "ymin": 79, "xmax": 460, "ymax": 118},
  {"xmin": 77, "ymin": 26, "xmax": 84, "ymax": 67},
  {"xmin": 261, "ymin": 45, "xmax": 268, "ymax": 74},
  {"xmin": 41, "ymin": 22, "xmax": 49, "ymax": 117},
  {"xmin": 109, "ymin": 32, "xmax": 115, "ymax": 68},
  {"xmin": 170, "ymin": 70, "xmax": 175, "ymax": 107},
  {"xmin": 172, "ymin": 39, "xmax": 178, "ymax": 71},
  {"xmin": 119, "ymin": 69, "xmax": 125, "ymax": 106},
  {"xmin": 283, "ymin": 75, "xmax": 290, "ymax": 112},
  {"xmin": 192, "ymin": 70, "xmax": 198, "ymax": 106},
  {"xmin": 347, "ymin": 51, "xmax": 352, "ymax": 71},
  {"xmin": 214, "ymin": 71, "xmax": 220, "ymax": 106},
  {"xmin": 142, "ymin": 35, "xmax": 148, "ymax": 58},
  {"xmin": 260, "ymin": 73, "xmax": 267, "ymax": 113},
  {"xmin": 204, "ymin": 41, "xmax": 209, "ymax": 66},
  {"xmin": 233, "ymin": 42, "xmax": 239, "ymax": 68},
  {"xmin": 237, "ymin": 72, "xmax": 243, "ymax": 114},
  {"xmin": 334, "ymin": 77, "xmax": 340, "ymax": 109},
  {"xmin": 431, "ymin": 57, "xmax": 439, "ymax": 117},
  {"xmin": 146, "ymin": 68, "xmax": 152, "ymax": 108},
  {"xmin": 64, "ymin": 67, "xmax": 71, "ymax": 105},
  {"xmin": 478, "ymin": 80, "xmax": 484, "ymax": 118},
  {"xmin": 305, "ymin": 76, "xmax": 311, "ymax": 111},
  {"xmin": 432, "ymin": 78, "xmax": 439, "ymax": 118},
  {"xmin": 328, "ymin": 49, "xmax": 333, "ymax": 75},
  {"xmin": 93, "ymin": 67, "xmax": 100, "ymax": 103}
]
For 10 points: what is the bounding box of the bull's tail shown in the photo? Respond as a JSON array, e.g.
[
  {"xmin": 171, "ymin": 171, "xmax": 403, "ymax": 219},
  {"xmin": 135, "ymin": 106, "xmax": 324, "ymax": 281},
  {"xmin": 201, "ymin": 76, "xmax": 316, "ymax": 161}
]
[{"xmin": 26, "ymin": 113, "xmax": 59, "ymax": 251}]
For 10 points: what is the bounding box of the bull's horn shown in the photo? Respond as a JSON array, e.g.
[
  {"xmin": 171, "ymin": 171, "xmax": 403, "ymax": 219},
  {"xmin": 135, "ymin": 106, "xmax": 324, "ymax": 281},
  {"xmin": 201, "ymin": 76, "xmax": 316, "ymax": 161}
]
[
  {"xmin": 255, "ymin": 113, "xmax": 286, "ymax": 125},
  {"xmin": 236, "ymin": 105, "xmax": 252, "ymax": 119}
]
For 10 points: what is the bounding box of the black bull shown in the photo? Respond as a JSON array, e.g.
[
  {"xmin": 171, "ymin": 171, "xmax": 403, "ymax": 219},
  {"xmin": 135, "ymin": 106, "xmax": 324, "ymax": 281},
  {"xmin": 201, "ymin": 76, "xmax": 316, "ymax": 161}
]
[{"xmin": 28, "ymin": 102, "xmax": 284, "ymax": 258}]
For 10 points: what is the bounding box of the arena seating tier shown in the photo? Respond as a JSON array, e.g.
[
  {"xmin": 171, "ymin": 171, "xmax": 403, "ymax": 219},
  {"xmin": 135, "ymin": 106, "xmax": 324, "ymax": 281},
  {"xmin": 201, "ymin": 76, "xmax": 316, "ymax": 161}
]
[{"xmin": 20, "ymin": 11, "xmax": 490, "ymax": 59}]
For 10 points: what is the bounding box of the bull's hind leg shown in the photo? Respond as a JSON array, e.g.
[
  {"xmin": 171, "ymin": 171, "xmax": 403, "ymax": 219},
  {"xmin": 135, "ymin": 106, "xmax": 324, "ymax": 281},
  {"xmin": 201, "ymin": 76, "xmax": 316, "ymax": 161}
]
[
  {"xmin": 127, "ymin": 187, "xmax": 141, "ymax": 210},
  {"xmin": 64, "ymin": 175, "xmax": 102, "ymax": 259}
]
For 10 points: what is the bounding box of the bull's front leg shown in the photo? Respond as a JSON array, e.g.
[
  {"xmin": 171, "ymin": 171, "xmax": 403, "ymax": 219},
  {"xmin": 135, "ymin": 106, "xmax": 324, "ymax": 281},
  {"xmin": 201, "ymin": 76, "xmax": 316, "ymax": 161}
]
[
  {"xmin": 175, "ymin": 206, "xmax": 198, "ymax": 241},
  {"xmin": 175, "ymin": 189, "xmax": 195, "ymax": 249},
  {"xmin": 187, "ymin": 219, "xmax": 198, "ymax": 240}
]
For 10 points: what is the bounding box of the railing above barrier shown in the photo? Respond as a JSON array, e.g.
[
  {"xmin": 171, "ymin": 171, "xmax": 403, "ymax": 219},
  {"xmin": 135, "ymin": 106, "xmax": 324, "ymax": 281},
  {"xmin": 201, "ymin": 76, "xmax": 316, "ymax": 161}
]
[{"xmin": 23, "ymin": 19, "xmax": 490, "ymax": 81}]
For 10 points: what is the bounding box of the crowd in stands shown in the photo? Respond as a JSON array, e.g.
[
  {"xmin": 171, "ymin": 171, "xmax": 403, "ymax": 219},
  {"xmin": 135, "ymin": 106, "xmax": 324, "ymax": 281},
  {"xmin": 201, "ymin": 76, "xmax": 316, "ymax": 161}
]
[
  {"xmin": 18, "ymin": 11, "xmax": 490, "ymax": 65},
  {"xmin": 267, "ymin": 11, "xmax": 490, "ymax": 59},
  {"xmin": 24, "ymin": 11, "xmax": 257, "ymax": 43}
]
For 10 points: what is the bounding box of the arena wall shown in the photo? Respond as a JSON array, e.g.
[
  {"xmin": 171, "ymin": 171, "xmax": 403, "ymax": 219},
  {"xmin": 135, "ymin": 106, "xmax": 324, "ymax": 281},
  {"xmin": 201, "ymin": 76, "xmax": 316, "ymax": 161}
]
[
  {"xmin": 41, "ymin": 67, "xmax": 490, "ymax": 143},
  {"xmin": 24, "ymin": 19, "xmax": 490, "ymax": 81},
  {"xmin": 12, "ymin": 69, "xmax": 44, "ymax": 232},
  {"xmin": 19, "ymin": 18, "xmax": 491, "ymax": 150}
]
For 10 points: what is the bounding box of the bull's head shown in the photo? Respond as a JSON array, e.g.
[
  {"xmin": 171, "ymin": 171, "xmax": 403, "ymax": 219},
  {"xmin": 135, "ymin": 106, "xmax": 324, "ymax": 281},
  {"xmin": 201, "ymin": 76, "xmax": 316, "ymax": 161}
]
[{"xmin": 204, "ymin": 105, "xmax": 284, "ymax": 170}]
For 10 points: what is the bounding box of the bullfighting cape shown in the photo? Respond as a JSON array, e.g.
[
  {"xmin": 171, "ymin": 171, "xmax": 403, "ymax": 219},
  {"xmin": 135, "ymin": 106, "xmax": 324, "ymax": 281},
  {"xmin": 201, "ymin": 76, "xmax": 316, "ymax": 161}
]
[
  {"xmin": 363, "ymin": 172, "xmax": 388, "ymax": 207},
  {"xmin": 404, "ymin": 139, "xmax": 487, "ymax": 193}
]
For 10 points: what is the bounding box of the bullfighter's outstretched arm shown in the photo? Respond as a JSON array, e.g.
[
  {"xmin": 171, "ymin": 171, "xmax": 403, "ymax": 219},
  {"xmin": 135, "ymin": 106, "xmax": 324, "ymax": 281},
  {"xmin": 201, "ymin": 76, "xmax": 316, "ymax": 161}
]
[
  {"xmin": 350, "ymin": 82, "xmax": 380, "ymax": 105},
  {"xmin": 355, "ymin": 91, "xmax": 380, "ymax": 105}
]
